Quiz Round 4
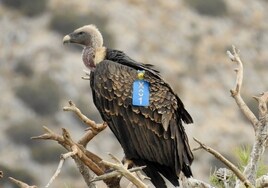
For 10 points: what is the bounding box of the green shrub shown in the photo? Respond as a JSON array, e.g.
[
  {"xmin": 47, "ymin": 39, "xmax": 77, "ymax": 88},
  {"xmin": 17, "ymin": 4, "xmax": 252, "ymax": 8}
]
[
  {"xmin": 209, "ymin": 168, "xmax": 235, "ymax": 188},
  {"xmin": 234, "ymin": 145, "xmax": 268, "ymax": 177},
  {"xmin": 31, "ymin": 144, "xmax": 65, "ymax": 164},
  {"xmin": 209, "ymin": 170, "xmax": 225, "ymax": 188},
  {"xmin": 50, "ymin": 10, "xmax": 115, "ymax": 48},
  {"xmin": 1, "ymin": 0, "xmax": 47, "ymax": 17},
  {"xmin": 0, "ymin": 164, "xmax": 38, "ymax": 187},
  {"xmin": 185, "ymin": 0, "xmax": 228, "ymax": 17},
  {"xmin": 15, "ymin": 75, "xmax": 61, "ymax": 116},
  {"xmin": 5, "ymin": 119, "xmax": 42, "ymax": 147}
]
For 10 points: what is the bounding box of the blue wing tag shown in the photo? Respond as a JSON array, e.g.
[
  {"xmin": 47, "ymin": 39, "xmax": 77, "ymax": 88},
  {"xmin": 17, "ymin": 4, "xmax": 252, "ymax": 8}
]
[{"xmin": 132, "ymin": 80, "xmax": 150, "ymax": 106}]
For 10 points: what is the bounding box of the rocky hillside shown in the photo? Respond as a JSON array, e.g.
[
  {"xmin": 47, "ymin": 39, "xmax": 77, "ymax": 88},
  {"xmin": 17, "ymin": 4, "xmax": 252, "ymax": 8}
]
[{"xmin": 0, "ymin": 0, "xmax": 267, "ymax": 187}]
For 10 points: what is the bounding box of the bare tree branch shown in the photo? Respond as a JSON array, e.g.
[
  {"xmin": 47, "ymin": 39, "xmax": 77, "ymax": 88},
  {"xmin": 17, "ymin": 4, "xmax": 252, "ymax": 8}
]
[
  {"xmin": 31, "ymin": 101, "xmax": 121, "ymax": 188},
  {"xmin": 63, "ymin": 101, "xmax": 107, "ymax": 133},
  {"xmin": 63, "ymin": 101, "xmax": 107, "ymax": 148},
  {"xmin": 227, "ymin": 45, "xmax": 258, "ymax": 130},
  {"xmin": 99, "ymin": 153, "xmax": 149, "ymax": 188},
  {"xmin": 243, "ymin": 92, "xmax": 268, "ymax": 185},
  {"xmin": 9, "ymin": 177, "xmax": 37, "ymax": 188},
  {"xmin": 227, "ymin": 45, "xmax": 268, "ymax": 187},
  {"xmin": 31, "ymin": 126, "xmax": 64, "ymax": 142},
  {"xmin": 45, "ymin": 147, "xmax": 79, "ymax": 187},
  {"xmin": 78, "ymin": 122, "xmax": 108, "ymax": 147},
  {"xmin": 82, "ymin": 70, "xmax": 91, "ymax": 80},
  {"xmin": 253, "ymin": 92, "xmax": 268, "ymax": 120},
  {"xmin": 90, "ymin": 166, "xmax": 146, "ymax": 183},
  {"xmin": 61, "ymin": 128, "xmax": 105, "ymax": 175},
  {"xmin": 32, "ymin": 127, "xmax": 101, "ymax": 187},
  {"xmin": 193, "ymin": 137, "xmax": 254, "ymax": 188},
  {"xmin": 126, "ymin": 171, "xmax": 150, "ymax": 188}
]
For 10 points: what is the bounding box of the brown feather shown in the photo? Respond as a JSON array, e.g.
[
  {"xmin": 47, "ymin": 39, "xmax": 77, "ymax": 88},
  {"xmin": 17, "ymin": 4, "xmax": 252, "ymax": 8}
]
[{"xmin": 90, "ymin": 59, "xmax": 193, "ymax": 187}]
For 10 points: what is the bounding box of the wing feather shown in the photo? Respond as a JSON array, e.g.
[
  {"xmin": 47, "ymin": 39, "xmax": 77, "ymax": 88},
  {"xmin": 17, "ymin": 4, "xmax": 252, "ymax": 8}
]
[{"xmin": 90, "ymin": 59, "xmax": 193, "ymax": 183}]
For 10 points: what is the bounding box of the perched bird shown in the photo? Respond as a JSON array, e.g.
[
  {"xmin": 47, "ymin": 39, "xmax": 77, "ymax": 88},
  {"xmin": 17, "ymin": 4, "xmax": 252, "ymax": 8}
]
[{"xmin": 63, "ymin": 25, "xmax": 193, "ymax": 187}]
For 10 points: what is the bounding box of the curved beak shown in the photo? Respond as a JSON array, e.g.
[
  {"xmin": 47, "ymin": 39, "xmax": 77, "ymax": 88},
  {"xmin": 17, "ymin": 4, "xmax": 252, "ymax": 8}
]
[{"xmin": 63, "ymin": 35, "xmax": 71, "ymax": 44}]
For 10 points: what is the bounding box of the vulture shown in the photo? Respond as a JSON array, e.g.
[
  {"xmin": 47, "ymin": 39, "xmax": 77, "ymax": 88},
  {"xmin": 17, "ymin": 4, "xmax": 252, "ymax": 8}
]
[{"xmin": 63, "ymin": 25, "xmax": 193, "ymax": 187}]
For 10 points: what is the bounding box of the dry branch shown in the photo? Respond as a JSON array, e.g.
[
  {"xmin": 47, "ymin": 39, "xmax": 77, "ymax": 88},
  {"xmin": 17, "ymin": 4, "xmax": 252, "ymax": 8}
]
[
  {"xmin": 45, "ymin": 148, "xmax": 79, "ymax": 187},
  {"xmin": 227, "ymin": 45, "xmax": 258, "ymax": 130},
  {"xmin": 193, "ymin": 137, "xmax": 254, "ymax": 188},
  {"xmin": 99, "ymin": 153, "xmax": 149, "ymax": 188},
  {"xmin": 32, "ymin": 127, "xmax": 101, "ymax": 187},
  {"xmin": 91, "ymin": 166, "xmax": 146, "ymax": 183},
  {"xmin": 32, "ymin": 127, "xmax": 104, "ymax": 175},
  {"xmin": 227, "ymin": 46, "xmax": 268, "ymax": 186},
  {"xmin": 9, "ymin": 177, "xmax": 37, "ymax": 188},
  {"xmin": 31, "ymin": 101, "xmax": 120, "ymax": 188},
  {"xmin": 253, "ymin": 92, "xmax": 268, "ymax": 120},
  {"xmin": 63, "ymin": 101, "xmax": 107, "ymax": 147},
  {"xmin": 243, "ymin": 92, "xmax": 268, "ymax": 185},
  {"xmin": 63, "ymin": 101, "xmax": 107, "ymax": 132}
]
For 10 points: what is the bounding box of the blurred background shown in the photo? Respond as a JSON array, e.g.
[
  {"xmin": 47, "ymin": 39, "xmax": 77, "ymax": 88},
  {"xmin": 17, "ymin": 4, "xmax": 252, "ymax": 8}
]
[{"xmin": 0, "ymin": 0, "xmax": 267, "ymax": 187}]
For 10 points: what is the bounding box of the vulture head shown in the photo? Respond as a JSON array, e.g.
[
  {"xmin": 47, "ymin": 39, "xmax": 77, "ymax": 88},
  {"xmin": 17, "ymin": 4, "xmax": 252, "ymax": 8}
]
[
  {"xmin": 63, "ymin": 24, "xmax": 103, "ymax": 48},
  {"xmin": 63, "ymin": 25, "xmax": 105, "ymax": 70}
]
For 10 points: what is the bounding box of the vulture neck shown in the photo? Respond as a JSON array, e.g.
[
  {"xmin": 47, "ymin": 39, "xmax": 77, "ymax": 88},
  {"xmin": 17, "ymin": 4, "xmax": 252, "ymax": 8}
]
[
  {"xmin": 82, "ymin": 46, "xmax": 95, "ymax": 71},
  {"xmin": 82, "ymin": 46, "xmax": 107, "ymax": 71}
]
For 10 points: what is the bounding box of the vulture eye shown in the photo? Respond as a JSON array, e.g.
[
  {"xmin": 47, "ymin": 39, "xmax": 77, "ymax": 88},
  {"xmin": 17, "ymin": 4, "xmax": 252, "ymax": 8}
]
[{"xmin": 78, "ymin": 32, "xmax": 84, "ymax": 35}]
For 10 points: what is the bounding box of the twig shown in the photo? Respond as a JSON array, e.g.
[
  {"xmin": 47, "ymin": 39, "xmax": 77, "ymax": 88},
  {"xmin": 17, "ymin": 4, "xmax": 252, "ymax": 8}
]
[
  {"xmin": 227, "ymin": 45, "xmax": 258, "ymax": 130},
  {"xmin": 32, "ymin": 127, "xmax": 104, "ymax": 187},
  {"xmin": 127, "ymin": 171, "xmax": 151, "ymax": 188},
  {"xmin": 45, "ymin": 147, "xmax": 78, "ymax": 187},
  {"xmin": 90, "ymin": 166, "xmax": 146, "ymax": 183},
  {"xmin": 100, "ymin": 153, "xmax": 149, "ymax": 188},
  {"xmin": 253, "ymin": 92, "xmax": 268, "ymax": 120},
  {"xmin": 193, "ymin": 137, "xmax": 254, "ymax": 188},
  {"xmin": 63, "ymin": 100, "xmax": 107, "ymax": 147},
  {"xmin": 31, "ymin": 126, "xmax": 64, "ymax": 142},
  {"xmin": 9, "ymin": 177, "xmax": 37, "ymax": 188},
  {"xmin": 61, "ymin": 128, "xmax": 104, "ymax": 176},
  {"xmin": 82, "ymin": 76, "xmax": 90, "ymax": 80},
  {"xmin": 82, "ymin": 69, "xmax": 91, "ymax": 80},
  {"xmin": 78, "ymin": 123, "xmax": 108, "ymax": 147},
  {"xmin": 32, "ymin": 124, "xmax": 119, "ymax": 186},
  {"xmin": 73, "ymin": 157, "xmax": 97, "ymax": 188},
  {"xmin": 63, "ymin": 101, "xmax": 107, "ymax": 139}
]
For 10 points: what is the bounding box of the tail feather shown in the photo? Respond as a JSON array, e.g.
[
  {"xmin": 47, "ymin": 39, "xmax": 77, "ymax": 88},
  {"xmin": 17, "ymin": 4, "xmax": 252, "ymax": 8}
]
[
  {"xmin": 182, "ymin": 163, "xmax": 192, "ymax": 177},
  {"xmin": 181, "ymin": 109, "xmax": 193, "ymax": 124}
]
